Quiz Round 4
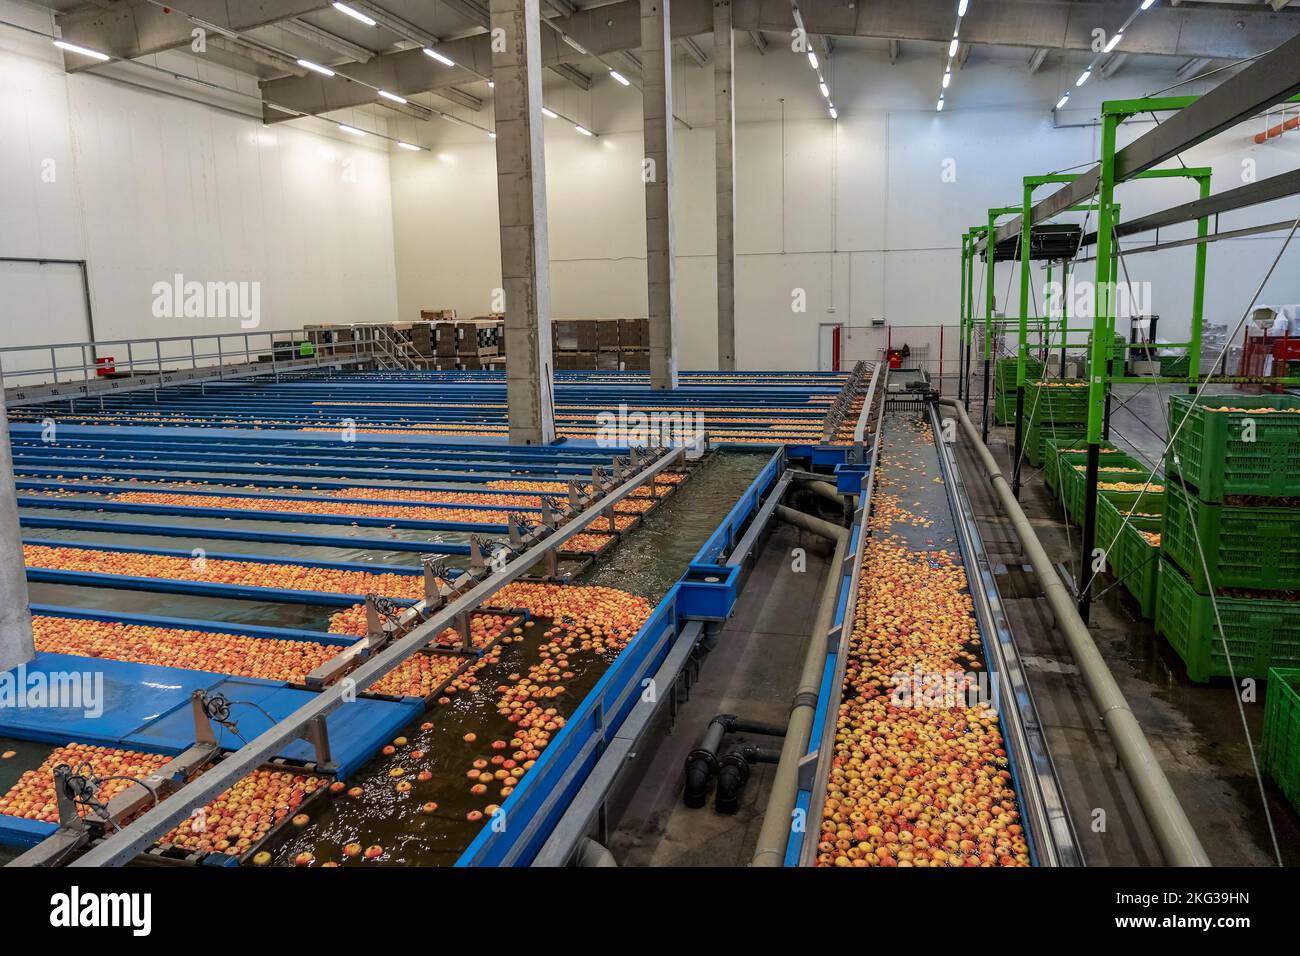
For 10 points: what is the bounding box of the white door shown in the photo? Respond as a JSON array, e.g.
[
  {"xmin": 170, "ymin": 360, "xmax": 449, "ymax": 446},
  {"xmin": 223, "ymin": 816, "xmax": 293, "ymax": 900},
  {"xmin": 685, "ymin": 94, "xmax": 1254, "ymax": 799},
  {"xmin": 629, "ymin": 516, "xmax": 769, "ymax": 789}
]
[
  {"xmin": 0, "ymin": 259, "xmax": 93, "ymax": 386},
  {"xmin": 817, "ymin": 323, "xmax": 842, "ymax": 371}
]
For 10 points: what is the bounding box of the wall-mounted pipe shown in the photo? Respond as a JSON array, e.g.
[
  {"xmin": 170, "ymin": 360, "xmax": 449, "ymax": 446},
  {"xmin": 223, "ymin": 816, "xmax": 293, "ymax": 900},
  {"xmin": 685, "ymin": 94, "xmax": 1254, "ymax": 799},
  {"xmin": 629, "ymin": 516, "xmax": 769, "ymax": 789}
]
[
  {"xmin": 751, "ymin": 505, "xmax": 848, "ymax": 866},
  {"xmin": 936, "ymin": 397, "xmax": 1209, "ymax": 867}
]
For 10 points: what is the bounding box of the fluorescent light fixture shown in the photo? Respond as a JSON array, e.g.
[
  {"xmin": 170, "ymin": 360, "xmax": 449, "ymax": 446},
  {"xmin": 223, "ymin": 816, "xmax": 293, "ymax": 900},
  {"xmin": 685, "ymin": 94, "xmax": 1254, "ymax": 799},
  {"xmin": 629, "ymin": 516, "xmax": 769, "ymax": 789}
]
[
  {"xmin": 1056, "ymin": 93, "xmax": 1070, "ymax": 109},
  {"xmin": 541, "ymin": 107, "xmax": 558, "ymax": 118},
  {"xmin": 958, "ymin": 0, "xmax": 969, "ymax": 16},
  {"xmin": 397, "ymin": 141, "xmax": 421, "ymax": 151},
  {"xmin": 338, "ymin": 124, "xmax": 366, "ymax": 136},
  {"xmin": 829, "ymin": 105, "xmax": 838, "ymax": 119},
  {"xmin": 610, "ymin": 70, "xmax": 630, "ymax": 86},
  {"xmin": 942, "ymin": 71, "xmax": 951, "ymax": 89},
  {"xmin": 298, "ymin": 58, "xmax": 335, "ymax": 76},
  {"xmin": 489, "ymin": 131, "xmax": 497, "ymax": 139},
  {"xmin": 488, "ymin": 80, "xmax": 494, "ymax": 88},
  {"xmin": 819, "ymin": 81, "xmax": 829, "ymax": 98},
  {"xmin": 1141, "ymin": 0, "xmax": 1155, "ymax": 8},
  {"xmin": 936, "ymin": 98, "xmax": 945, "ymax": 112},
  {"xmin": 53, "ymin": 39, "xmax": 110, "ymax": 61},
  {"xmin": 332, "ymin": 3, "xmax": 376, "ymax": 26},
  {"xmin": 1104, "ymin": 33, "xmax": 1122, "ymax": 53},
  {"xmin": 807, "ymin": 51, "xmax": 819, "ymax": 69},
  {"xmin": 378, "ymin": 90, "xmax": 407, "ymax": 104},
  {"xmin": 1076, "ymin": 69, "xmax": 1091, "ymax": 86},
  {"xmin": 574, "ymin": 124, "xmax": 593, "ymax": 136},
  {"xmin": 423, "ymin": 48, "xmax": 455, "ymax": 67},
  {"xmin": 948, "ymin": 38, "xmax": 959, "ymax": 57}
]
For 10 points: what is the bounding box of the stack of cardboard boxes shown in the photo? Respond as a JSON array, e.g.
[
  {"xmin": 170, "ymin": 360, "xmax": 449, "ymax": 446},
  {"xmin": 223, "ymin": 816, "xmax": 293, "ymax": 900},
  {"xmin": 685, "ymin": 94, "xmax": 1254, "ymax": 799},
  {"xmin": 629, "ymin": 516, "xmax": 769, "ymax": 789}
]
[{"xmin": 553, "ymin": 318, "xmax": 648, "ymax": 370}]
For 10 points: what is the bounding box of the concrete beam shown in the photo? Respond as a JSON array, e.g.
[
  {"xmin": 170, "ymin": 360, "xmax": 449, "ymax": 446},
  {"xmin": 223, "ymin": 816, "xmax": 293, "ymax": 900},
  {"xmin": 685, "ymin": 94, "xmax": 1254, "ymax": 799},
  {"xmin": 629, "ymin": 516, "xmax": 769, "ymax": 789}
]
[
  {"xmin": 642, "ymin": 0, "xmax": 679, "ymax": 390},
  {"xmin": 0, "ymin": 404, "xmax": 35, "ymax": 673},
  {"xmin": 352, "ymin": 1, "xmax": 438, "ymax": 46},
  {"xmin": 1026, "ymin": 46, "xmax": 1047, "ymax": 74},
  {"xmin": 57, "ymin": 0, "xmax": 333, "ymax": 67},
  {"xmin": 1176, "ymin": 56, "xmax": 1213, "ymax": 80},
  {"xmin": 492, "ymin": 0, "xmax": 556, "ymax": 444},
  {"xmin": 550, "ymin": 61, "xmax": 592, "ymax": 89},
  {"xmin": 731, "ymin": 0, "xmax": 1300, "ymax": 61},
  {"xmin": 280, "ymin": 17, "xmax": 377, "ymax": 62},
  {"xmin": 444, "ymin": 0, "xmax": 491, "ymax": 29},
  {"xmin": 750, "ymin": 29, "xmax": 767, "ymax": 54},
  {"xmin": 887, "ymin": 38, "xmax": 899, "ymax": 63},
  {"xmin": 1100, "ymin": 51, "xmax": 1129, "ymax": 78},
  {"xmin": 678, "ymin": 34, "xmax": 708, "ymax": 66},
  {"xmin": 261, "ymin": 0, "xmax": 713, "ymax": 120},
  {"xmin": 209, "ymin": 34, "xmax": 310, "ymax": 76},
  {"xmin": 715, "ymin": 0, "xmax": 736, "ymax": 371}
]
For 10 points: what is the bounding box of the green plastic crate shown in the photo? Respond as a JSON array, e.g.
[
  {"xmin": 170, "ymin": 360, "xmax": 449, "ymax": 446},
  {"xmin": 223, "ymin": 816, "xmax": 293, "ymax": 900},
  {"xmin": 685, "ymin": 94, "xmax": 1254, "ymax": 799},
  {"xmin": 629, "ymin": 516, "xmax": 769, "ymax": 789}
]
[
  {"xmin": 1161, "ymin": 480, "xmax": 1300, "ymax": 592},
  {"xmin": 1097, "ymin": 496, "xmax": 1159, "ymax": 616},
  {"xmin": 1166, "ymin": 393, "xmax": 1300, "ymax": 502},
  {"xmin": 1154, "ymin": 558, "xmax": 1300, "ymax": 683},
  {"xmin": 1025, "ymin": 422, "xmax": 1086, "ymax": 467},
  {"xmin": 1263, "ymin": 668, "xmax": 1300, "ymax": 814},
  {"xmin": 1159, "ymin": 355, "xmax": 1190, "ymax": 378},
  {"xmin": 1025, "ymin": 380, "xmax": 1093, "ymax": 426},
  {"xmin": 1061, "ymin": 465, "xmax": 1163, "ymax": 523},
  {"xmin": 993, "ymin": 358, "xmax": 1043, "ymax": 426},
  {"xmin": 1043, "ymin": 442, "xmax": 1135, "ymax": 498}
]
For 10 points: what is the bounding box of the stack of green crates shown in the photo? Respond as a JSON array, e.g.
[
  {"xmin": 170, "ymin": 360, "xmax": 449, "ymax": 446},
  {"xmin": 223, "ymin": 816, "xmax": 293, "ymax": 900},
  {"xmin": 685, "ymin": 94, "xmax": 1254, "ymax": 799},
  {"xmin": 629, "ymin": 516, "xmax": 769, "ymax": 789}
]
[
  {"xmin": 993, "ymin": 357, "xmax": 1043, "ymax": 426},
  {"xmin": 1042, "ymin": 439, "xmax": 1132, "ymax": 498},
  {"xmin": 1159, "ymin": 354, "xmax": 1190, "ymax": 378},
  {"xmin": 1263, "ymin": 668, "xmax": 1300, "ymax": 815},
  {"xmin": 1154, "ymin": 394, "xmax": 1300, "ymax": 682},
  {"xmin": 1059, "ymin": 460, "xmax": 1163, "ymax": 525},
  {"xmin": 1083, "ymin": 333, "xmax": 1126, "ymax": 377}
]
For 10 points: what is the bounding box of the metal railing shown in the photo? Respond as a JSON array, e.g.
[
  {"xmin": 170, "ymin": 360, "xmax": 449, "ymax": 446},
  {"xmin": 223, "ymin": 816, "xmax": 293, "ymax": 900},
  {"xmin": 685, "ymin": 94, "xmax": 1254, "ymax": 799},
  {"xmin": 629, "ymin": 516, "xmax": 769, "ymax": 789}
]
[{"xmin": 0, "ymin": 324, "xmax": 425, "ymax": 408}]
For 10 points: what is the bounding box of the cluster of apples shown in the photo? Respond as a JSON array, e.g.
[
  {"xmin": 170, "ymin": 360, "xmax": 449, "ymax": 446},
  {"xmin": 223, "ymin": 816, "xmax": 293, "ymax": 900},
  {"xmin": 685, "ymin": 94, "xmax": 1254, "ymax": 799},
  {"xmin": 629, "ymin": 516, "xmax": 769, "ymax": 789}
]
[
  {"xmin": 1071, "ymin": 464, "xmax": 1145, "ymax": 475},
  {"xmin": 454, "ymin": 583, "xmax": 652, "ymax": 818},
  {"xmin": 23, "ymin": 545, "xmax": 429, "ymax": 600},
  {"xmin": 31, "ymin": 616, "xmax": 337, "ymax": 684},
  {"xmin": 328, "ymin": 607, "xmax": 520, "ymax": 652},
  {"xmin": 560, "ymin": 532, "xmax": 616, "ymax": 555},
  {"xmin": 818, "ymin": 483, "xmax": 1029, "ymax": 869},
  {"xmin": 614, "ymin": 497, "xmax": 655, "ymax": 514},
  {"xmin": 1032, "ymin": 380, "xmax": 1088, "ymax": 388},
  {"xmin": 1204, "ymin": 405, "xmax": 1300, "ymax": 413},
  {"xmin": 81, "ymin": 491, "xmax": 531, "ymax": 527},
  {"xmin": 366, "ymin": 653, "xmax": 469, "ymax": 699},
  {"xmin": 1098, "ymin": 481, "xmax": 1164, "ymax": 493},
  {"xmin": 0, "ymin": 744, "xmax": 174, "ymax": 823},
  {"xmin": 324, "ymin": 487, "xmax": 545, "ymax": 508},
  {"xmin": 159, "ymin": 768, "xmax": 326, "ymax": 859},
  {"xmin": 1140, "ymin": 530, "xmax": 1161, "ymax": 547}
]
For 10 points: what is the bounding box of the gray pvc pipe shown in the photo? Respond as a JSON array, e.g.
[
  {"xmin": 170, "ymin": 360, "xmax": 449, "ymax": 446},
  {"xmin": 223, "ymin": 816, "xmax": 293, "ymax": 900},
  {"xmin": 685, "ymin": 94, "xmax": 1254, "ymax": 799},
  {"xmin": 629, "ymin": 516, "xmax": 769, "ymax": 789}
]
[
  {"xmin": 937, "ymin": 398, "xmax": 1209, "ymax": 867},
  {"xmin": 576, "ymin": 838, "xmax": 617, "ymax": 867},
  {"xmin": 752, "ymin": 505, "xmax": 849, "ymax": 866}
]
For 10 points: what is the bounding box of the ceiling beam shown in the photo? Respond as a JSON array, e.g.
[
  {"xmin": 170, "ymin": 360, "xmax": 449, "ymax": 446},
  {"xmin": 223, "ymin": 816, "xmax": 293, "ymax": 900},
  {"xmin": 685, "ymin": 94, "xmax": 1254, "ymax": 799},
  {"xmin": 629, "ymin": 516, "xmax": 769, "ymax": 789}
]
[
  {"xmin": 1100, "ymin": 51, "xmax": 1129, "ymax": 79},
  {"xmin": 208, "ymin": 35, "xmax": 308, "ymax": 77},
  {"xmin": 730, "ymin": 0, "xmax": 1300, "ymax": 61},
  {"xmin": 56, "ymin": 0, "xmax": 334, "ymax": 69},
  {"xmin": 550, "ymin": 62, "xmax": 592, "ymax": 89},
  {"xmin": 279, "ymin": 17, "xmax": 377, "ymax": 62},
  {"xmin": 957, "ymin": 42, "xmax": 971, "ymax": 68},
  {"xmin": 260, "ymin": 0, "xmax": 713, "ymax": 121},
  {"xmin": 750, "ymin": 30, "xmax": 768, "ymax": 54},
  {"xmin": 1175, "ymin": 56, "xmax": 1213, "ymax": 81},
  {"xmin": 545, "ymin": 0, "xmax": 577, "ymax": 16},
  {"xmin": 678, "ymin": 35, "xmax": 709, "ymax": 66},
  {"xmin": 1027, "ymin": 47, "xmax": 1047, "ymax": 74},
  {"xmin": 351, "ymin": 1, "xmax": 438, "ymax": 46},
  {"xmin": 440, "ymin": 0, "xmax": 490, "ymax": 29},
  {"xmin": 427, "ymin": 86, "xmax": 484, "ymax": 111},
  {"xmin": 887, "ymin": 38, "xmax": 899, "ymax": 64}
]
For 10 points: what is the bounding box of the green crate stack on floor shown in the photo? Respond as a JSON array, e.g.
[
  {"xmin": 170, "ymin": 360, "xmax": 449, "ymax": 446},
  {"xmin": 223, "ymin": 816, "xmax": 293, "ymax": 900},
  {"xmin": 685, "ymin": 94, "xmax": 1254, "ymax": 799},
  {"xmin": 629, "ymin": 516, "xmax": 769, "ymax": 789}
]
[
  {"xmin": 1263, "ymin": 668, "xmax": 1300, "ymax": 815},
  {"xmin": 1154, "ymin": 394, "xmax": 1300, "ymax": 683},
  {"xmin": 1042, "ymin": 439, "xmax": 1131, "ymax": 498},
  {"xmin": 1059, "ymin": 459, "xmax": 1163, "ymax": 525},
  {"xmin": 993, "ymin": 357, "xmax": 1043, "ymax": 426}
]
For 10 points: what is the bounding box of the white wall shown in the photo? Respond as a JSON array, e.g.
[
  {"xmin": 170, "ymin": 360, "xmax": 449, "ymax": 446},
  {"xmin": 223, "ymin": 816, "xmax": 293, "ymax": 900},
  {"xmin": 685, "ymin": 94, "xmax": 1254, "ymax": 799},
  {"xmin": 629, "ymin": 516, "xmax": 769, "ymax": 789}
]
[
  {"xmin": 390, "ymin": 40, "xmax": 1300, "ymax": 370},
  {"xmin": 0, "ymin": 0, "xmax": 399, "ymax": 368}
]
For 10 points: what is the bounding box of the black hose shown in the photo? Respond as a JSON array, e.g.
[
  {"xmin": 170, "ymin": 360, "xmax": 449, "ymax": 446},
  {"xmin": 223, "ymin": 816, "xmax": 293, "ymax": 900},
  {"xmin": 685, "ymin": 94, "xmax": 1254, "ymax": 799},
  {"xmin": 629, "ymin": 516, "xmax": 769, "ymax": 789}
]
[
  {"xmin": 684, "ymin": 715, "xmax": 786, "ymax": 808},
  {"xmin": 715, "ymin": 746, "xmax": 783, "ymax": 815}
]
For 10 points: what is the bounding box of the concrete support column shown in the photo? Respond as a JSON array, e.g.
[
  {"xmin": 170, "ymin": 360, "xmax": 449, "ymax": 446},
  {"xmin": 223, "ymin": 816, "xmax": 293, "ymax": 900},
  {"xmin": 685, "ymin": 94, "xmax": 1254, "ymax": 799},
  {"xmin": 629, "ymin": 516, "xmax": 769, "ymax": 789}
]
[
  {"xmin": 492, "ymin": 0, "xmax": 556, "ymax": 444},
  {"xmin": 714, "ymin": 0, "xmax": 736, "ymax": 371},
  {"xmin": 641, "ymin": 0, "xmax": 679, "ymax": 389},
  {"xmin": 0, "ymin": 404, "xmax": 34, "ymax": 672}
]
